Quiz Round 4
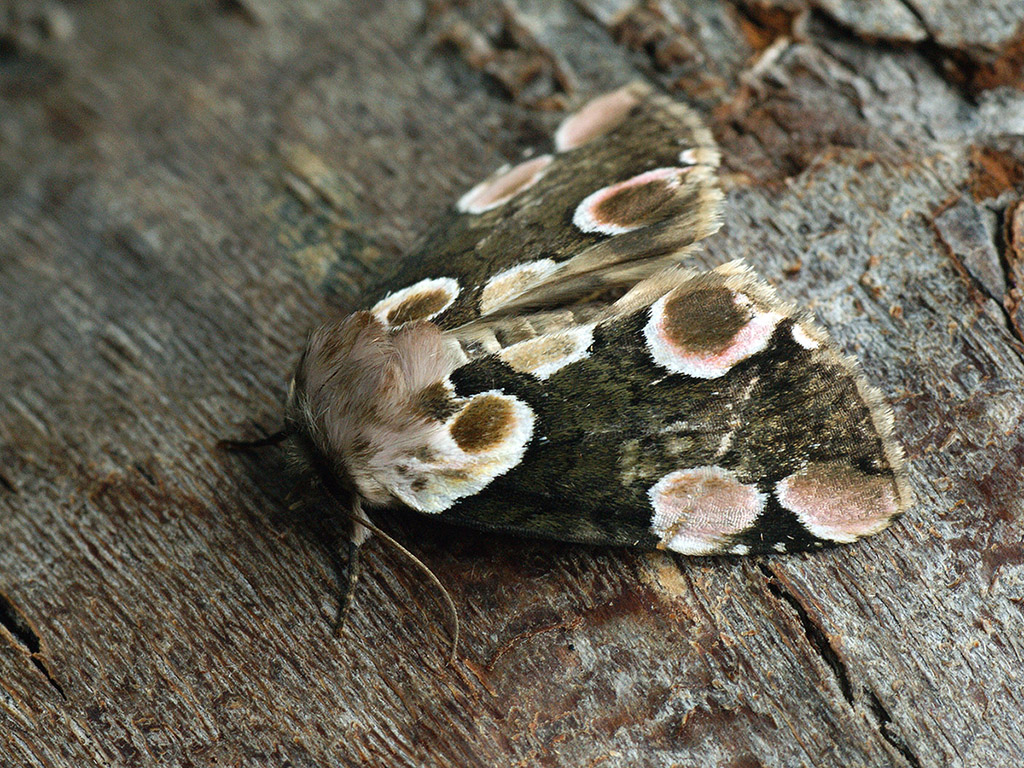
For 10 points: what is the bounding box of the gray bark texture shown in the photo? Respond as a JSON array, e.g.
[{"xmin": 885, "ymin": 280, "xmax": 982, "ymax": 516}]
[{"xmin": 2, "ymin": 0, "xmax": 1023, "ymax": 766}]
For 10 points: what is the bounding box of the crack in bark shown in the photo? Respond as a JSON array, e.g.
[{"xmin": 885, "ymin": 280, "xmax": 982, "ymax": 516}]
[
  {"xmin": 429, "ymin": 1, "xmax": 575, "ymax": 109},
  {"xmin": 133, "ymin": 461, "xmax": 158, "ymax": 487},
  {"xmin": 931, "ymin": 201, "xmax": 1024, "ymax": 362},
  {"xmin": 0, "ymin": 591, "xmax": 66, "ymax": 699},
  {"xmin": 759, "ymin": 566, "xmax": 926, "ymax": 767},
  {"xmin": 891, "ymin": 0, "xmax": 933, "ymax": 39},
  {"xmin": 996, "ymin": 199, "xmax": 1024, "ymax": 354},
  {"xmin": 749, "ymin": 1, "xmax": 1014, "ymax": 102},
  {"xmin": 867, "ymin": 688, "xmax": 924, "ymax": 768},
  {"xmin": 758, "ymin": 564, "xmax": 854, "ymax": 703},
  {"xmin": 844, "ymin": 3, "xmax": 1022, "ymax": 97}
]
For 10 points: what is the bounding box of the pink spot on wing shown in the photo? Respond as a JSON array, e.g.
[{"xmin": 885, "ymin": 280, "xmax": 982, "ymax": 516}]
[
  {"xmin": 554, "ymin": 86, "xmax": 643, "ymax": 151},
  {"xmin": 776, "ymin": 462, "xmax": 900, "ymax": 543},
  {"xmin": 648, "ymin": 466, "xmax": 766, "ymax": 555},
  {"xmin": 645, "ymin": 291, "xmax": 782, "ymax": 379},
  {"xmin": 457, "ymin": 155, "xmax": 553, "ymax": 214},
  {"xmin": 498, "ymin": 324, "xmax": 595, "ymax": 380}
]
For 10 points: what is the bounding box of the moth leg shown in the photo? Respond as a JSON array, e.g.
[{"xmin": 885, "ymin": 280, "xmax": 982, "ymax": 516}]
[
  {"xmin": 334, "ymin": 506, "xmax": 373, "ymax": 636},
  {"xmin": 337, "ymin": 500, "xmax": 461, "ymax": 665}
]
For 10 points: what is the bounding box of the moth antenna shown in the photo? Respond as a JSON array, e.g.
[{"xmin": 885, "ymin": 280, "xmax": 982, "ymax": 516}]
[
  {"xmin": 218, "ymin": 429, "xmax": 289, "ymax": 452},
  {"xmin": 341, "ymin": 499, "xmax": 460, "ymax": 666}
]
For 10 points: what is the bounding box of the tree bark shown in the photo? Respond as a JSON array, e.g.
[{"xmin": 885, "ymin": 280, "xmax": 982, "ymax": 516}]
[{"xmin": 1, "ymin": 1, "xmax": 1022, "ymax": 766}]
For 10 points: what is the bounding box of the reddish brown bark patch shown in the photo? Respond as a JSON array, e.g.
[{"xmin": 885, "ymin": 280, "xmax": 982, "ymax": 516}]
[{"xmin": 969, "ymin": 145, "xmax": 1024, "ymax": 201}]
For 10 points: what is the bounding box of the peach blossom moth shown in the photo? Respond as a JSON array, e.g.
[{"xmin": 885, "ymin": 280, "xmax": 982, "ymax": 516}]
[{"xmin": 245, "ymin": 83, "xmax": 912, "ymax": 641}]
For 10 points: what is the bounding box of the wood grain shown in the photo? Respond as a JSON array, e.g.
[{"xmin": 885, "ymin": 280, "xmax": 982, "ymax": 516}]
[{"xmin": 2, "ymin": 1, "xmax": 1022, "ymax": 766}]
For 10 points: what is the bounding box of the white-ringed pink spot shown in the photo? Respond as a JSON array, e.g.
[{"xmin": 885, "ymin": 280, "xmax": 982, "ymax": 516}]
[
  {"xmin": 644, "ymin": 286, "xmax": 782, "ymax": 379},
  {"xmin": 456, "ymin": 155, "xmax": 553, "ymax": 214},
  {"xmin": 479, "ymin": 259, "xmax": 560, "ymax": 314},
  {"xmin": 573, "ymin": 167, "xmax": 690, "ymax": 236},
  {"xmin": 791, "ymin": 324, "xmax": 820, "ymax": 350},
  {"xmin": 648, "ymin": 466, "xmax": 766, "ymax": 555},
  {"xmin": 554, "ymin": 86, "xmax": 643, "ymax": 151},
  {"xmin": 776, "ymin": 462, "xmax": 900, "ymax": 543},
  {"xmin": 498, "ymin": 324, "xmax": 595, "ymax": 380},
  {"xmin": 371, "ymin": 277, "xmax": 459, "ymax": 327}
]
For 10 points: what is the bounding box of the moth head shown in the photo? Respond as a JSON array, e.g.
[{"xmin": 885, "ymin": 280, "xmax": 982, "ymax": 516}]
[{"xmin": 283, "ymin": 311, "xmax": 465, "ymax": 508}]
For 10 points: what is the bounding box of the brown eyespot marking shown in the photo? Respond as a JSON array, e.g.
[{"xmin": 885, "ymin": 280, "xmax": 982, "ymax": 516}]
[
  {"xmin": 387, "ymin": 290, "xmax": 451, "ymax": 325},
  {"xmin": 573, "ymin": 168, "xmax": 691, "ymax": 235},
  {"xmin": 645, "ymin": 283, "xmax": 782, "ymax": 379},
  {"xmin": 662, "ymin": 285, "xmax": 750, "ymax": 354},
  {"xmin": 648, "ymin": 466, "xmax": 766, "ymax": 555},
  {"xmin": 554, "ymin": 84, "xmax": 644, "ymax": 152},
  {"xmin": 457, "ymin": 155, "xmax": 553, "ymax": 215},
  {"xmin": 371, "ymin": 277, "xmax": 459, "ymax": 327},
  {"xmin": 396, "ymin": 391, "xmax": 535, "ymax": 514},
  {"xmin": 776, "ymin": 462, "xmax": 901, "ymax": 543},
  {"xmin": 449, "ymin": 393, "xmax": 516, "ymax": 453}
]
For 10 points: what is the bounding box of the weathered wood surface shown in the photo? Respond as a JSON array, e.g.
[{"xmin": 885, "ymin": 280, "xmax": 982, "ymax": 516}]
[{"xmin": 2, "ymin": 0, "xmax": 1023, "ymax": 766}]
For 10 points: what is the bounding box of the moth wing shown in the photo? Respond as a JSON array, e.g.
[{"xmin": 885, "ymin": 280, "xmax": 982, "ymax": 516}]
[
  {"xmin": 365, "ymin": 83, "xmax": 723, "ymax": 343},
  {"xmin": 402, "ymin": 263, "xmax": 910, "ymax": 555}
]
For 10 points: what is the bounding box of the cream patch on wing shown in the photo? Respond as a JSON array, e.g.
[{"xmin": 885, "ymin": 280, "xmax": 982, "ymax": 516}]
[
  {"xmin": 554, "ymin": 85, "xmax": 644, "ymax": 151},
  {"xmin": 678, "ymin": 148, "xmax": 699, "ymax": 165},
  {"xmin": 644, "ymin": 283, "xmax": 782, "ymax": 379},
  {"xmin": 390, "ymin": 391, "xmax": 535, "ymax": 514},
  {"xmin": 776, "ymin": 462, "xmax": 900, "ymax": 543},
  {"xmin": 573, "ymin": 167, "xmax": 692, "ymax": 236},
  {"xmin": 372, "ymin": 277, "xmax": 460, "ymax": 327},
  {"xmin": 456, "ymin": 155, "xmax": 553, "ymax": 214},
  {"xmin": 478, "ymin": 259, "xmax": 561, "ymax": 314},
  {"xmin": 791, "ymin": 324, "xmax": 821, "ymax": 350},
  {"xmin": 498, "ymin": 324, "xmax": 595, "ymax": 380},
  {"xmin": 677, "ymin": 147, "xmax": 720, "ymax": 166},
  {"xmin": 648, "ymin": 466, "xmax": 766, "ymax": 555}
]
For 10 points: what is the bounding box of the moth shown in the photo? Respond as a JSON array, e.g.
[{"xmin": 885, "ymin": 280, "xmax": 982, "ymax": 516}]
[{"xmin": 236, "ymin": 83, "xmax": 911, "ymax": 651}]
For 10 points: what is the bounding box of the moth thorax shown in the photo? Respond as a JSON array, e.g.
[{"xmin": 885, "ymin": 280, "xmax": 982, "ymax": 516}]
[{"xmin": 287, "ymin": 311, "xmax": 466, "ymax": 507}]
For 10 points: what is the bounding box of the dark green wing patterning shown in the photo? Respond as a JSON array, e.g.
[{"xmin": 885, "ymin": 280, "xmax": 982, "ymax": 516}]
[
  {"xmin": 289, "ymin": 85, "xmax": 910, "ymax": 560},
  {"xmin": 438, "ymin": 264, "xmax": 910, "ymax": 555}
]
